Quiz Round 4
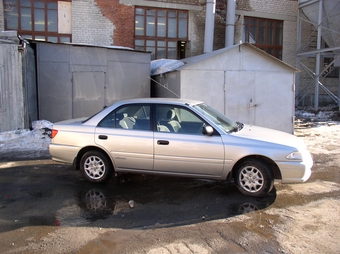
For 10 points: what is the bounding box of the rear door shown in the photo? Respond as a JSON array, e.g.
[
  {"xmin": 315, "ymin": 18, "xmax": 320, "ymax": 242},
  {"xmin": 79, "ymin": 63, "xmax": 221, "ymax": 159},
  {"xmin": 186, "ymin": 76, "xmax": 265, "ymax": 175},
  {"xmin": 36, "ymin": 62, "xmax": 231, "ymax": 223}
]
[
  {"xmin": 95, "ymin": 104, "xmax": 154, "ymax": 171},
  {"xmin": 153, "ymin": 104, "xmax": 225, "ymax": 177}
]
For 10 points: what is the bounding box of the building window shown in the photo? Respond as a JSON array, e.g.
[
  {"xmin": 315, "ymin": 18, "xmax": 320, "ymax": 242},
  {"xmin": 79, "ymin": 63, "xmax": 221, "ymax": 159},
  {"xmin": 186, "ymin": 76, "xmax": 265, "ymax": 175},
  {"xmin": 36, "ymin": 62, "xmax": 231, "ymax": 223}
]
[
  {"xmin": 135, "ymin": 7, "xmax": 188, "ymax": 60},
  {"xmin": 4, "ymin": 0, "xmax": 71, "ymax": 43},
  {"xmin": 323, "ymin": 43, "xmax": 339, "ymax": 78},
  {"xmin": 323, "ymin": 58, "xmax": 339, "ymax": 78},
  {"xmin": 243, "ymin": 17, "xmax": 283, "ymax": 60}
]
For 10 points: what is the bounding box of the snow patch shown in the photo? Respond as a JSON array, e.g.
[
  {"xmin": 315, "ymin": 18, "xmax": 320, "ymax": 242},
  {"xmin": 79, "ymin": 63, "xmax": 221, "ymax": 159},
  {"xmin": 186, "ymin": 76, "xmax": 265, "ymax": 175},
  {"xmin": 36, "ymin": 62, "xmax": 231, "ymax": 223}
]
[
  {"xmin": 150, "ymin": 59, "xmax": 185, "ymax": 76},
  {"xmin": 0, "ymin": 120, "xmax": 53, "ymax": 153}
]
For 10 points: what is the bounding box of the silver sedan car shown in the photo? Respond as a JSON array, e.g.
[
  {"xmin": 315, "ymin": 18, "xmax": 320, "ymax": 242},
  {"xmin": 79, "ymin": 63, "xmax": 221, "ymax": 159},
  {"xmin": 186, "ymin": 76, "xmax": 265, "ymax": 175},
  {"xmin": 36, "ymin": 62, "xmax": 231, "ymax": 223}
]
[{"xmin": 49, "ymin": 98, "xmax": 313, "ymax": 197}]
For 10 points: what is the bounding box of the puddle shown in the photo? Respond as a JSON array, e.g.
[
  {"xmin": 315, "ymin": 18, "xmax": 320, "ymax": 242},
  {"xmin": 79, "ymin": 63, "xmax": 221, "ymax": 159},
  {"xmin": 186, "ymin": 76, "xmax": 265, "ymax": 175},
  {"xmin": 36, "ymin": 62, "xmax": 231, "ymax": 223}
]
[
  {"xmin": 0, "ymin": 172, "xmax": 277, "ymax": 232},
  {"xmin": 67, "ymin": 176, "xmax": 277, "ymax": 229}
]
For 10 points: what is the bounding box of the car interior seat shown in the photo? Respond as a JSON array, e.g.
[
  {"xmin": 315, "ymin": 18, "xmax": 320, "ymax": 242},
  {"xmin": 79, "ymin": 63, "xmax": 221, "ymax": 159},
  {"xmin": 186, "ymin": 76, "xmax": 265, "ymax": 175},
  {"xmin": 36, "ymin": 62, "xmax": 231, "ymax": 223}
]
[
  {"xmin": 167, "ymin": 109, "xmax": 181, "ymax": 132},
  {"xmin": 156, "ymin": 112, "xmax": 170, "ymax": 132},
  {"xmin": 119, "ymin": 113, "xmax": 136, "ymax": 129}
]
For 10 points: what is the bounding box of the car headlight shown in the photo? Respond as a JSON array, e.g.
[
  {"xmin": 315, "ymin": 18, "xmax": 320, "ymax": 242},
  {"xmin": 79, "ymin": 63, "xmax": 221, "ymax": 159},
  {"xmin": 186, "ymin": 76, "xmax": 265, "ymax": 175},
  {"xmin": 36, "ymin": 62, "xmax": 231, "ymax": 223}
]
[{"xmin": 286, "ymin": 152, "xmax": 302, "ymax": 160}]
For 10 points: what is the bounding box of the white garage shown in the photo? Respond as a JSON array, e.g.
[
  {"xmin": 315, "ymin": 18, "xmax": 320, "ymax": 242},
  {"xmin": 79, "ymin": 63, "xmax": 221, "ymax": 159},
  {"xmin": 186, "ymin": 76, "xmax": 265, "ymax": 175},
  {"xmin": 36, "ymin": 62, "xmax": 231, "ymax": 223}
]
[{"xmin": 151, "ymin": 43, "xmax": 298, "ymax": 133}]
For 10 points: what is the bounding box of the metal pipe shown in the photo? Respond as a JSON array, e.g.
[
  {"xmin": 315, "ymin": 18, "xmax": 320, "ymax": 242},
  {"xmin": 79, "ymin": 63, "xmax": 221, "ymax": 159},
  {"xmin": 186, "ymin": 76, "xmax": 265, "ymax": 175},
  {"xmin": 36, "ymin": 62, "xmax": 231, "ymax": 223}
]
[
  {"xmin": 297, "ymin": 46, "xmax": 340, "ymax": 57},
  {"xmin": 296, "ymin": 7, "xmax": 302, "ymax": 106},
  {"xmin": 314, "ymin": 0, "xmax": 323, "ymax": 110},
  {"xmin": 299, "ymin": 0, "xmax": 319, "ymax": 8},
  {"xmin": 204, "ymin": 0, "xmax": 216, "ymax": 53},
  {"xmin": 225, "ymin": 0, "xmax": 236, "ymax": 47},
  {"xmin": 338, "ymin": 70, "xmax": 340, "ymax": 109}
]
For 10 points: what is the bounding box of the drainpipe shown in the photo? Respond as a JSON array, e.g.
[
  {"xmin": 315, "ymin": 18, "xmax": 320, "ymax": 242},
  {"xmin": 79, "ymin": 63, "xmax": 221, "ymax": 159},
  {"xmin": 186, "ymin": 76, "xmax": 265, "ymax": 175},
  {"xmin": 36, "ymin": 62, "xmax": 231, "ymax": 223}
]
[
  {"xmin": 314, "ymin": 0, "xmax": 323, "ymax": 110},
  {"xmin": 225, "ymin": 0, "xmax": 236, "ymax": 47},
  {"xmin": 204, "ymin": 0, "xmax": 216, "ymax": 53}
]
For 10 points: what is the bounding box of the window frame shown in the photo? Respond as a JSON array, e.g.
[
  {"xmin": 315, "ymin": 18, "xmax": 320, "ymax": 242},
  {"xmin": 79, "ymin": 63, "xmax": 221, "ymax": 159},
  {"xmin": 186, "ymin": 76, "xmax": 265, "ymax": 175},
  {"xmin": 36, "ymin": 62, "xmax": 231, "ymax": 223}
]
[
  {"xmin": 154, "ymin": 104, "xmax": 217, "ymax": 135},
  {"xmin": 4, "ymin": 0, "xmax": 72, "ymax": 43},
  {"xmin": 243, "ymin": 16, "xmax": 283, "ymax": 60},
  {"xmin": 134, "ymin": 7, "xmax": 188, "ymax": 60},
  {"xmin": 98, "ymin": 104, "xmax": 151, "ymax": 131}
]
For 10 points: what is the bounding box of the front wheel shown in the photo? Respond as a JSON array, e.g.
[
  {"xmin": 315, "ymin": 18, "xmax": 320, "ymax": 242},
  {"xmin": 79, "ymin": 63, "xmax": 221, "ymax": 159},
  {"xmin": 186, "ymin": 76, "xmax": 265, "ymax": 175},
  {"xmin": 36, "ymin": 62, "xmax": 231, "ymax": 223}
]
[
  {"xmin": 80, "ymin": 150, "xmax": 113, "ymax": 183},
  {"xmin": 235, "ymin": 159, "xmax": 274, "ymax": 197}
]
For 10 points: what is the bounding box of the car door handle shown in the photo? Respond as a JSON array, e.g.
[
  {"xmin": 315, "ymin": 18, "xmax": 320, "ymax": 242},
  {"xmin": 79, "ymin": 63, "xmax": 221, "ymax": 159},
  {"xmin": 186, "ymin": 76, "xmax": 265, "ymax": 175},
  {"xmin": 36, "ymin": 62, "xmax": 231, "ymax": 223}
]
[
  {"xmin": 98, "ymin": 135, "xmax": 108, "ymax": 140},
  {"xmin": 157, "ymin": 140, "xmax": 169, "ymax": 145}
]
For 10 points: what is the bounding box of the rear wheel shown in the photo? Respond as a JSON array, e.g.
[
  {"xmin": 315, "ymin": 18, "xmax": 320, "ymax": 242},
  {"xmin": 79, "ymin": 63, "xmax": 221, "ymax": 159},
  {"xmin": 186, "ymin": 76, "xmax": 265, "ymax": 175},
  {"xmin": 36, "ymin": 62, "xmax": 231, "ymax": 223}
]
[
  {"xmin": 235, "ymin": 159, "xmax": 274, "ymax": 197},
  {"xmin": 80, "ymin": 150, "xmax": 113, "ymax": 183}
]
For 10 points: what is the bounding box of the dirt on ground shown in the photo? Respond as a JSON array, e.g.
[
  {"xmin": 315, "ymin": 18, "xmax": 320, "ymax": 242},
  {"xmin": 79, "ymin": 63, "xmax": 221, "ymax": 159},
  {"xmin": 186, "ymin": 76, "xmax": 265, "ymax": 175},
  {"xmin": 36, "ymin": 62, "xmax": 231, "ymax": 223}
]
[{"xmin": 1, "ymin": 120, "xmax": 340, "ymax": 254}]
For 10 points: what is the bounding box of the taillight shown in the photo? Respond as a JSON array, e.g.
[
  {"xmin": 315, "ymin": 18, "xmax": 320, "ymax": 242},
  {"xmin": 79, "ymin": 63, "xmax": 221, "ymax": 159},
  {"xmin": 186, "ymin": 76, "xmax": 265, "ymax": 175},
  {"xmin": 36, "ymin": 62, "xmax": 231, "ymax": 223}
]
[{"xmin": 51, "ymin": 129, "xmax": 58, "ymax": 138}]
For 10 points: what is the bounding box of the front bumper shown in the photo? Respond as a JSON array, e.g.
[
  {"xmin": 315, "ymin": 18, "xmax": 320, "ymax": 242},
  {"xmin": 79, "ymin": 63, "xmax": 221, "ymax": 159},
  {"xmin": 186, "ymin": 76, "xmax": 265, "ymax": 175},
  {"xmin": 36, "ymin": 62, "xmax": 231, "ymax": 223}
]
[{"xmin": 277, "ymin": 150, "xmax": 313, "ymax": 183}]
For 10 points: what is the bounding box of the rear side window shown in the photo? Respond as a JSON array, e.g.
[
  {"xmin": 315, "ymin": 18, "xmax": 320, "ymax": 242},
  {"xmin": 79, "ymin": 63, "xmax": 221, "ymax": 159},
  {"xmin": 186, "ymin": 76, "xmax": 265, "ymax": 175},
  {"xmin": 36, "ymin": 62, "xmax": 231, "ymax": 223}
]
[{"xmin": 98, "ymin": 104, "xmax": 151, "ymax": 131}]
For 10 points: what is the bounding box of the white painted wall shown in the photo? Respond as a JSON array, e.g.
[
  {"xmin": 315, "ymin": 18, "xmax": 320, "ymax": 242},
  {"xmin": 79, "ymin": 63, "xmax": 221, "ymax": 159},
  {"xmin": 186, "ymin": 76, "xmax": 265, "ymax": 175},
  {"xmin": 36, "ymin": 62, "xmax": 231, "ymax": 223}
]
[
  {"xmin": 58, "ymin": 1, "xmax": 72, "ymax": 34},
  {"xmin": 181, "ymin": 69, "xmax": 225, "ymax": 113},
  {"xmin": 173, "ymin": 44, "xmax": 297, "ymax": 133}
]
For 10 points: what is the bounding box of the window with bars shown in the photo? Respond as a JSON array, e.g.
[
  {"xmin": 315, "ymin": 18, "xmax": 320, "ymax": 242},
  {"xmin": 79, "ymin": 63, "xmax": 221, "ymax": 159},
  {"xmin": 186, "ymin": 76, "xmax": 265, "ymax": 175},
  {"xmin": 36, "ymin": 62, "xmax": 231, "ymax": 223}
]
[
  {"xmin": 243, "ymin": 17, "xmax": 283, "ymax": 60},
  {"xmin": 135, "ymin": 7, "xmax": 188, "ymax": 60},
  {"xmin": 4, "ymin": 0, "xmax": 71, "ymax": 43}
]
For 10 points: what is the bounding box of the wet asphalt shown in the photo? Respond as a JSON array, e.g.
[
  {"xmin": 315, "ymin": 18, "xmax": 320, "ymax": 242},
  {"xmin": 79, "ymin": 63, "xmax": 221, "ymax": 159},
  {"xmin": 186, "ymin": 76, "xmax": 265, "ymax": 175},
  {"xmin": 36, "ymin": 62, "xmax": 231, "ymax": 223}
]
[{"xmin": 0, "ymin": 158, "xmax": 276, "ymax": 233}]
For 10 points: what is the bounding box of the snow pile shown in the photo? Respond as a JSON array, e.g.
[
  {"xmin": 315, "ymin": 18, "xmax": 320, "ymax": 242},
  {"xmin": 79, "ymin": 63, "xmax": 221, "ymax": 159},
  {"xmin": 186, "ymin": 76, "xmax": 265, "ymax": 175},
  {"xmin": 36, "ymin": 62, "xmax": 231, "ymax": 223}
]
[
  {"xmin": 0, "ymin": 120, "xmax": 52, "ymax": 153},
  {"xmin": 295, "ymin": 110, "xmax": 336, "ymax": 122},
  {"xmin": 150, "ymin": 59, "xmax": 185, "ymax": 76}
]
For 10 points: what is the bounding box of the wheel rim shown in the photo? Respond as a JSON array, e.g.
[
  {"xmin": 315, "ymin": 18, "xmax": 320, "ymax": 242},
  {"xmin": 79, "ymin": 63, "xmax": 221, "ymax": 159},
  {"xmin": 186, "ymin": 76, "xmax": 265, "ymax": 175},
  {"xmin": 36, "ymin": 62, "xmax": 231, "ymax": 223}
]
[
  {"xmin": 84, "ymin": 155, "xmax": 106, "ymax": 180},
  {"xmin": 239, "ymin": 166, "xmax": 264, "ymax": 193},
  {"xmin": 85, "ymin": 189, "xmax": 106, "ymax": 211}
]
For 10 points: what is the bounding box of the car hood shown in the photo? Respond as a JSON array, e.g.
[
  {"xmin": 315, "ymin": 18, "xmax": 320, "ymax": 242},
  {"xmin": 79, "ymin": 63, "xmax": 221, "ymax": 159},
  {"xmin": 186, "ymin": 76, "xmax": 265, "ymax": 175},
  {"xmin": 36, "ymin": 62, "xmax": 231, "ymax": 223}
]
[{"xmin": 232, "ymin": 124, "xmax": 307, "ymax": 150}]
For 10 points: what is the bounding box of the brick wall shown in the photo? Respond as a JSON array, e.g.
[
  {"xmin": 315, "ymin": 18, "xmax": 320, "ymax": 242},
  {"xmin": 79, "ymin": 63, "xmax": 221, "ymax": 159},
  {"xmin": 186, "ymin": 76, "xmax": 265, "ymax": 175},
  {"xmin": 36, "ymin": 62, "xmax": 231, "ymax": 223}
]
[
  {"xmin": 188, "ymin": 9, "xmax": 205, "ymax": 56},
  {"xmin": 72, "ymin": 0, "xmax": 114, "ymax": 46},
  {"xmin": 72, "ymin": 0, "xmax": 299, "ymax": 65},
  {"xmin": 145, "ymin": 0, "xmax": 202, "ymax": 4},
  {"xmin": 95, "ymin": 0, "xmax": 135, "ymax": 47},
  {"xmin": 215, "ymin": 0, "xmax": 299, "ymax": 67},
  {"xmin": 0, "ymin": 0, "xmax": 4, "ymax": 31}
]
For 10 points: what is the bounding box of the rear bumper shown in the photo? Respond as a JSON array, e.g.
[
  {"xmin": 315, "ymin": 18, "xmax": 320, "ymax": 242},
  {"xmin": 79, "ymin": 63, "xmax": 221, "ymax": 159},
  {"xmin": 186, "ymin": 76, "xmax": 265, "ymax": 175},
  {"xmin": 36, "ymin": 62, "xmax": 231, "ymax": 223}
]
[{"xmin": 49, "ymin": 144, "xmax": 80, "ymax": 164}]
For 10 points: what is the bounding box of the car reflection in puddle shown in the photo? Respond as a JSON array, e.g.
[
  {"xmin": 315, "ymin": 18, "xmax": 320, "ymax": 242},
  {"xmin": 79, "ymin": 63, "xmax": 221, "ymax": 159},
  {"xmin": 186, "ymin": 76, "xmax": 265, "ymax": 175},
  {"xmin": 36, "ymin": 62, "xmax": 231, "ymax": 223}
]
[
  {"xmin": 55, "ymin": 175, "xmax": 276, "ymax": 229},
  {"xmin": 0, "ymin": 173, "xmax": 276, "ymax": 231}
]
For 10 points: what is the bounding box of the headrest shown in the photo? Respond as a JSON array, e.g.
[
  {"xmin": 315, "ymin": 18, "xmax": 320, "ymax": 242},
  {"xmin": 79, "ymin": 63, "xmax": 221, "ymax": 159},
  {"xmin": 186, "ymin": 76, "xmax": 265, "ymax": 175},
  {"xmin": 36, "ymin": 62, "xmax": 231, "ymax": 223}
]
[{"xmin": 167, "ymin": 109, "xmax": 175, "ymax": 120}]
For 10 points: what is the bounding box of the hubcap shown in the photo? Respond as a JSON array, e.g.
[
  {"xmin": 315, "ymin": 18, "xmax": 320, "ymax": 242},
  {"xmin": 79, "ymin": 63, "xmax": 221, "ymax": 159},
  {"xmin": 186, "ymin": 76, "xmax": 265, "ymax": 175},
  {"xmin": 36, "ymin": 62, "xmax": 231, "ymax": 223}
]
[
  {"xmin": 84, "ymin": 156, "xmax": 105, "ymax": 180},
  {"xmin": 85, "ymin": 189, "xmax": 106, "ymax": 211},
  {"xmin": 239, "ymin": 166, "xmax": 264, "ymax": 193}
]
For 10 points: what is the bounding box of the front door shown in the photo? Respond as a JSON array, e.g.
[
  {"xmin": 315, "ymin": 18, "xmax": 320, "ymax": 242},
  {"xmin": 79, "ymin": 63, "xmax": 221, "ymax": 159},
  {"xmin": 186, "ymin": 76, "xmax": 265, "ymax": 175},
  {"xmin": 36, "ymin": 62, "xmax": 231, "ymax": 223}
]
[{"xmin": 153, "ymin": 105, "xmax": 225, "ymax": 177}]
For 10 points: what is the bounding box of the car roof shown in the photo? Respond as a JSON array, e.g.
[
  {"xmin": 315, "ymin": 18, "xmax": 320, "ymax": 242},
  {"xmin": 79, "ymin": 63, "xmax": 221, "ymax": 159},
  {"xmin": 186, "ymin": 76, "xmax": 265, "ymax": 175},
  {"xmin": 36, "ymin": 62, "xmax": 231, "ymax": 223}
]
[{"xmin": 112, "ymin": 97, "xmax": 203, "ymax": 106}]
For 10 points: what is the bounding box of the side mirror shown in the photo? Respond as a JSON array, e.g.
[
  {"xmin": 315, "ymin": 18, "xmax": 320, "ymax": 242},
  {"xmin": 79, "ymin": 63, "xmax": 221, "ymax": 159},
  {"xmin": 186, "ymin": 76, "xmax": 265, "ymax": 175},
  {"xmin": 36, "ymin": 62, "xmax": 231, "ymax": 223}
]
[{"xmin": 202, "ymin": 125, "xmax": 214, "ymax": 136}]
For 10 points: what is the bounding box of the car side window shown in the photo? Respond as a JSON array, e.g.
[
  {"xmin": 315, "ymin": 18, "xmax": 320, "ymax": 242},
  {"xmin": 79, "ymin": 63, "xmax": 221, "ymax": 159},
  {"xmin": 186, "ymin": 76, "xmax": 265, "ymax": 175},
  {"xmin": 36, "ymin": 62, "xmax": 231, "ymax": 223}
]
[
  {"xmin": 155, "ymin": 105, "xmax": 204, "ymax": 134},
  {"xmin": 98, "ymin": 104, "xmax": 151, "ymax": 131}
]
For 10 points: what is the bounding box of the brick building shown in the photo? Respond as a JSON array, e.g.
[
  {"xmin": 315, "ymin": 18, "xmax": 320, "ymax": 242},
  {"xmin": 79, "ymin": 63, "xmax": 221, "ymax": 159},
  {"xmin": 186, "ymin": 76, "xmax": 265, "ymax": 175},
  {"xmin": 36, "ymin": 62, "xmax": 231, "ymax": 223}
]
[
  {"xmin": 1, "ymin": 0, "xmax": 299, "ymax": 64},
  {"xmin": 1, "ymin": 0, "xmax": 339, "ymax": 108}
]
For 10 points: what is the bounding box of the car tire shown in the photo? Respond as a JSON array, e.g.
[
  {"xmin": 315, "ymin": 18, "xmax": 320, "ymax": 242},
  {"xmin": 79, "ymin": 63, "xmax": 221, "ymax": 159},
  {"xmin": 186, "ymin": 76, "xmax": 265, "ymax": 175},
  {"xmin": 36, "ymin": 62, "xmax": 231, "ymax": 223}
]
[
  {"xmin": 235, "ymin": 159, "xmax": 274, "ymax": 197},
  {"xmin": 80, "ymin": 150, "xmax": 113, "ymax": 183}
]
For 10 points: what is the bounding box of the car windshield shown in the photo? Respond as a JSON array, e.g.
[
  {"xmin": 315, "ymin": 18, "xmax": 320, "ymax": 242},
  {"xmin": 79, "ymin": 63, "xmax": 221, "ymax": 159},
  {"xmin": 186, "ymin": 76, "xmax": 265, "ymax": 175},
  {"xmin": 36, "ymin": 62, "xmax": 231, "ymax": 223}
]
[{"xmin": 193, "ymin": 103, "xmax": 241, "ymax": 133}]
